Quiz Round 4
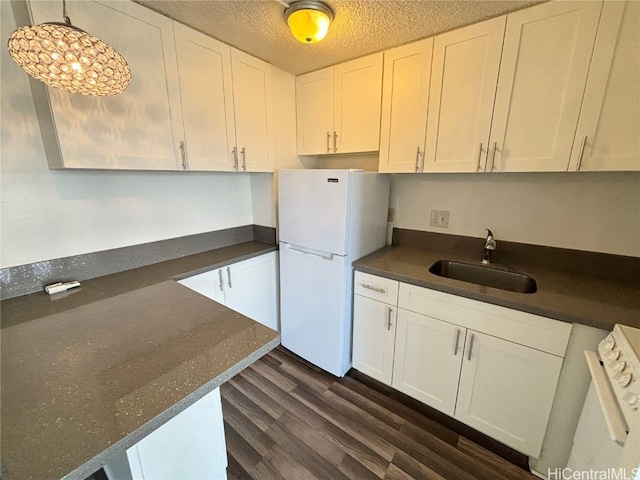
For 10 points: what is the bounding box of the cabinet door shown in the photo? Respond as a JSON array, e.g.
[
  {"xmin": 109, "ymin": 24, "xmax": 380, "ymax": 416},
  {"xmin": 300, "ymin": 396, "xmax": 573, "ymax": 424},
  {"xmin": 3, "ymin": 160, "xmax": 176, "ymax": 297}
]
[
  {"xmin": 424, "ymin": 17, "xmax": 505, "ymax": 173},
  {"xmin": 352, "ymin": 295, "xmax": 397, "ymax": 385},
  {"xmin": 173, "ymin": 23, "xmax": 236, "ymax": 171},
  {"xmin": 177, "ymin": 270, "xmax": 219, "ymax": 301},
  {"xmin": 334, "ymin": 53, "xmax": 384, "ymax": 154},
  {"xmin": 489, "ymin": 1, "xmax": 603, "ymax": 172},
  {"xmin": 28, "ymin": 0, "xmax": 183, "ymax": 170},
  {"xmin": 379, "ymin": 39, "xmax": 433, "ymax": 173},
  {"xmin": 223, "ymin": 252, "xmax": 279, "ymax": 331},
  {"xmin": 392, "ymin": 309, "xmax": 465, "ymax": 416},
  {"xmin": 455, "ymin": 330, "xmax": 564, "ymax": 457},
  {"xmin": 126, "ymin": 388, "xmax": 227, "ymax": 480},
  {"xmin": 296, "ymin": 67, "xmax": 334, "ymax": 155},
  {"xmin": 231, "ymin": 49, "xmax": 274, "ymax": 172},
  {"xmin": 569, "ymin": 0, "xmax": 640, "ymax": 172}
]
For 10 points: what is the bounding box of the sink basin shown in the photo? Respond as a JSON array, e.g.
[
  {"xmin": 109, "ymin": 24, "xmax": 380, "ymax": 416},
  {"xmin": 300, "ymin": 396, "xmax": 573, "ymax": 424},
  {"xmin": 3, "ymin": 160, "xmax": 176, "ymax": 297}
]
[{"xmin": 429, "ymin": 260, "xmax": 537, "ymax": 294}]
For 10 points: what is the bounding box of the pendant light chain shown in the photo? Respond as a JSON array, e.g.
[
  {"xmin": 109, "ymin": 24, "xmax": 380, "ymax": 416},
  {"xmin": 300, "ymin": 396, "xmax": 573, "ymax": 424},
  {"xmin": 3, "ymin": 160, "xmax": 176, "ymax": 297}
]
[{"xmin": 62, "ymin": 0, "xmax": 71, "ymax": 26}]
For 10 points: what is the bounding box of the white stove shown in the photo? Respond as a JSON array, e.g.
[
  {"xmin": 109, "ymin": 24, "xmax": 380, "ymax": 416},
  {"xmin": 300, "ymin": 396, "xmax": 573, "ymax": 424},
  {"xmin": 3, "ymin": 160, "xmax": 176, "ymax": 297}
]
[
  {"xmin": 567, "ymin": 324, "xmax": 640, "ymax": 478},
  {"xmin": 598, "ymin": 325, "xmax": 640, "ymax": 433}
]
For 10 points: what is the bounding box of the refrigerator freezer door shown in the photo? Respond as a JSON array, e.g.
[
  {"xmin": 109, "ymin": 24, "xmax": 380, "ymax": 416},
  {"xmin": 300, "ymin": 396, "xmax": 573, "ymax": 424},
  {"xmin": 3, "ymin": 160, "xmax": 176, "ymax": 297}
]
[
  {"xmin": 278, "ymin": 169, "xmax": 350, "ymax": 256},
  {"xmin": 280, "ymin": 242, "xmax": 349, "ymax": 376}
]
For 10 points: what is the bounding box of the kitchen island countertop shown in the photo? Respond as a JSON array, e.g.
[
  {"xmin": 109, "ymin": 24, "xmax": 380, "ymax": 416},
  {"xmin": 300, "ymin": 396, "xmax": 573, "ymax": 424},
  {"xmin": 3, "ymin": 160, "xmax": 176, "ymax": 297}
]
[
  {"xmin": 354, "ymin": 242, "xmax": 639, "ymax": 332},
  {"xmin": 1, "ymin": 241, "xmax": 280, "ymax": 480}
]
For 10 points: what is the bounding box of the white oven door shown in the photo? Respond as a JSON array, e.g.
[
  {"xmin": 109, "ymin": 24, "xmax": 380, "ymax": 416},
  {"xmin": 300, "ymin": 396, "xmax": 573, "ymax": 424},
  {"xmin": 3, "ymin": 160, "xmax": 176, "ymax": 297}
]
[{"xmin": 567, "ymin": 350, "xmax": 626, "ymax": 471}]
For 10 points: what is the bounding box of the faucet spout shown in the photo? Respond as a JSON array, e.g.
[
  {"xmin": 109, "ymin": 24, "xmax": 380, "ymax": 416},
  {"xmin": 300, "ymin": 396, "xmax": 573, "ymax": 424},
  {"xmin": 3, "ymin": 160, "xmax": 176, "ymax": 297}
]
[{"xmin": 482, "ymin": 229, "xmax": 496, "ymax": 265}]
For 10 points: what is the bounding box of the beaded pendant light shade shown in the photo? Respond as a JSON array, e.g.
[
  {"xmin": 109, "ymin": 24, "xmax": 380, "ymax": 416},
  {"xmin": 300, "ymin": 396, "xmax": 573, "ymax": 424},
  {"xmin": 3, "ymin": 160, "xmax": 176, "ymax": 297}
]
[{"xmin": 7, "ymin": 0, "xmax": 131, "ymax": 96}]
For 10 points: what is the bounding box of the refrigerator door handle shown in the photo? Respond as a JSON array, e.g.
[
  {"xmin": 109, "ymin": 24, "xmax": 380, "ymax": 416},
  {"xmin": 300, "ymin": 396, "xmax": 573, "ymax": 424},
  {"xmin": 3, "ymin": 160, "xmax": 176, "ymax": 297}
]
[{"xmin": 285, "ymin": 244, "xmax": 334, "ymax": 261}]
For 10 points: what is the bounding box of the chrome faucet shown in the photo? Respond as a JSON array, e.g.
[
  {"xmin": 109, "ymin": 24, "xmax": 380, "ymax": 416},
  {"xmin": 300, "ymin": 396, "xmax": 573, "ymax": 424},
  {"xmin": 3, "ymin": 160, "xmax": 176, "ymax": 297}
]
[{"xmin": 482, "ymin": 229, "xmax": 496, "ymax": 264}]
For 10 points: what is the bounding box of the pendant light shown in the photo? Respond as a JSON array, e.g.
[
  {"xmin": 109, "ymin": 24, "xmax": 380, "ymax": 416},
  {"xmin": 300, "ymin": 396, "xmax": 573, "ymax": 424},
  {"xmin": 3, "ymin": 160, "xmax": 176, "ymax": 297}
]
[
  {"xmin": 284, "ymin": 0, "xmax": 334, "ymax": 44},
  {"xmin": 7, "ymin": 0, "xmax": 131, "ymax": 96}
]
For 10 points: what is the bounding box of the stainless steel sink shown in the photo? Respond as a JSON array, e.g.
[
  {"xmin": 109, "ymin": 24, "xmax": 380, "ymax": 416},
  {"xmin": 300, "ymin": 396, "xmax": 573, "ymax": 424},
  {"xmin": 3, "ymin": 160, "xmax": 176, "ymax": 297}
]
[{"xmin": 429, "ymin": 260, "xmax": 537, "ymax": 294}]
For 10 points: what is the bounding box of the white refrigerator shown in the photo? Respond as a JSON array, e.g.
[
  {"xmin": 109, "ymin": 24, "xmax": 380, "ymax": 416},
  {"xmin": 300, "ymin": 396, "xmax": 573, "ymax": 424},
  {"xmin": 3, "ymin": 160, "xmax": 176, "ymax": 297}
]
[{"xmin": 278, "ymin": 169, "xmax": 390, "ymax": 377}]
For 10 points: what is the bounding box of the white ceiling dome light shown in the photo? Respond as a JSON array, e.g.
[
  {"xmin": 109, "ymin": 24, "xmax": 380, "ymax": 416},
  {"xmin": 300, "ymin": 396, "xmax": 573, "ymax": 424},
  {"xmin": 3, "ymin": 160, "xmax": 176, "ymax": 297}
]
[{"xmin": 284, "ymin": 0, "xmax": 334, "ymax": 44}]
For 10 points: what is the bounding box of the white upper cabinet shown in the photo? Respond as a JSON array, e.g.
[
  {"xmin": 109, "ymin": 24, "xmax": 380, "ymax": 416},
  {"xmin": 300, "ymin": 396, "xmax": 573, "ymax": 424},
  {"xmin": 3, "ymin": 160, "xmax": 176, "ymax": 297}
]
[
  {"xmin": 27, "ymin": 1, "xmax": 275, "ymax": 172},
  {"xmin": 333, "ymin": 53, "xmax": 384, "ymax": 154},
  {"xmin": 296, "ymin": 53, "xmax": 384, "ymax": 155},
  {"xmin": 423, "ymin": 17, "xmax": 505, "ymax": 173},
  {"xmin": 231, "ymin": 49, "xmax": 274, "ymax": 172},
  {"xmin": 173, "ymin": 23, "xmax": 236, "ymax": 171},
  {"xmin": 29, "ymin": 0, "xmax": 184, "ymax": 170},
  {"xmin": 568, "ymin": 0, "xmax": 640, "ymax": 172},
  {"xmin": 488, "ymin": 1, "xmax": 603, "ymax": 172},
  {"xmin": 296, "ymin": 68, "xmax": 334, "ymax": 155},
  {"xmin": 378, "ymin": 39, "xmax": 433, "ymax": 173}
]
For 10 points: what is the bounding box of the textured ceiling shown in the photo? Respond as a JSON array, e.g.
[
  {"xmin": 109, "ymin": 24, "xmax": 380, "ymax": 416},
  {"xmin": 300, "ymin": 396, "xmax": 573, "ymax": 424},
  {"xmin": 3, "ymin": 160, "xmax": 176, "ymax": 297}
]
[{"xmin": 134, "ymin": 0, "xmax": 543, "ymax": 75}]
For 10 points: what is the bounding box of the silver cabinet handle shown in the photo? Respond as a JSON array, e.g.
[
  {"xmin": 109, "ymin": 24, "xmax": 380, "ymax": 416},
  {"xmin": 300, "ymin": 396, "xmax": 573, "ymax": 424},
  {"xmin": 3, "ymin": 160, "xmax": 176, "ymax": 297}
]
[
  {"xmin": 467, "ymin": 333, "xmax": 475, "ymax": 361},
  {"xmin": 361, "ymin": 284, "xmax": 386, "ymax": 294},
  {"xmin": 226, "ymin": 266, "xmax": 232, "ymax": 288},
  {"xmin": 218, "ymin": 270, "xmax": 224, "ymax": 292},
  {"xmin": 476, "ymin": 143, "xmax": 483, "ymax": 172},
  {"xmin": 326, "ymin": 131, "xmax": 331, "ymax": 153},
  {"xmin": 387, "ymin": 307, "xmax": 393, "ymax": 331},
  {"xmin": 240, "ymin": 147, "xmax": 246, "ymax": 171},
  {"xmin": 453, "ymin": 328, "xmax": 461, "ymax": 356},
  {"xmin": 232, "ymin": 147, "xmax": 238, "ymax": 171},
  {"xmin": 179, "ymin": 141, "xmax": 188, "ymax": 170},
  {"xmin": 333, "ymin": 131, "xmax": 338, "ymax": 153},
  {"xmin": 488, "ymin": 142, "xmax": 497, "ymax": 172},
  {"xmin": 415, "ymin": 147, "xmax": 422, "ymax": 173},
  {"xmin": 576, "ymin": 135, "xmax": 587, "ymax": 171}
]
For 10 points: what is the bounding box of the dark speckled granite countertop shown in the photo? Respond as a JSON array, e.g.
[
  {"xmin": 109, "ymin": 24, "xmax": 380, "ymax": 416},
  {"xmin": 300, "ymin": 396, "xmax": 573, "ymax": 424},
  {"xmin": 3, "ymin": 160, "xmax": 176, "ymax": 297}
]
[
  {"xmin": 354, "ymin": 232, "xmax": 639, "ymax": 332},
  {"xmin": 0, "ymin": 241, "xmax": 279, "ymax": 480}
]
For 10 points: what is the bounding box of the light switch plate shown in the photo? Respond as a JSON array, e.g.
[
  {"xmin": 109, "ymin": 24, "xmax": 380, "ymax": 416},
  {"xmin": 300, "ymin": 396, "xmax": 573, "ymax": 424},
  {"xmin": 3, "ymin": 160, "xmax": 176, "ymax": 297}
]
[
  {"xmin": 430, "ymin": 210, "xmax": 450, "ymax": 228},
  {"xmin": 387, "ymin": 208, "xmax": 395, "ymax": 223}
]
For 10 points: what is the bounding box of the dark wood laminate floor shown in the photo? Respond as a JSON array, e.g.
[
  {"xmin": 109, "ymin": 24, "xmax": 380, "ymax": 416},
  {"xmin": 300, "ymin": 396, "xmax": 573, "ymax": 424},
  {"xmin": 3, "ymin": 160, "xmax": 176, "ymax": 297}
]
[{"xmin": 220, "ymin": 347, "xmax": 538, "ymax": 480}]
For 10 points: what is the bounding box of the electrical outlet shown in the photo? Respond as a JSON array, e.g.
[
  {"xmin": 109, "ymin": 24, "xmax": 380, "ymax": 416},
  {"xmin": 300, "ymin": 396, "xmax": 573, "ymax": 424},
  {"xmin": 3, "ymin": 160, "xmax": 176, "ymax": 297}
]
[
  {"xmin": 430, "ymin": 210, "xmax": 450, "ymax": 228},
  {"xmin": 387, "ymin": 208, "xmax": 395, "ymax": 223}
]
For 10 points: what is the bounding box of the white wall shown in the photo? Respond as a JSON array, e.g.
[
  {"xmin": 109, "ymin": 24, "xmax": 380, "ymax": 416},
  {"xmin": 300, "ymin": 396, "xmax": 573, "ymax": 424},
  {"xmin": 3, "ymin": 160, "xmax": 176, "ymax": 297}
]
[
  {"xmin": 302, "ymin": 153, "xmax": 640, "ymax": 256},
  {"xmin": 389, "ymin": 172, "xmax": 640, "ymax": 257},
  {"xmin": 0, "ymin": 1, "xmax": 253, "ymax": 268}
]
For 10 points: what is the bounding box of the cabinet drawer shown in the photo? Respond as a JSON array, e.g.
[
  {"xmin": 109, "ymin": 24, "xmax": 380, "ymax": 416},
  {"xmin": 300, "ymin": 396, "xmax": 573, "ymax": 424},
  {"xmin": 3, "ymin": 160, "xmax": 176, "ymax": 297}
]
[
  {"xmin": 354, "ymin": 272, "xmax": 399, "ymax": 305},
  {"xmin": 398, "ymin": 283, "xmax": 571, "ymax": 357}
]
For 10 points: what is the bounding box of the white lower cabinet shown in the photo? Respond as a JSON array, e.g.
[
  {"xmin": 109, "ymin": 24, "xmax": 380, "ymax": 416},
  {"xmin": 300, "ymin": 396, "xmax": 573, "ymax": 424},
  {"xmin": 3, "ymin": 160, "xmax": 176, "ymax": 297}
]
[
  {"xmin": 178, "ymin": 251, "xmax": 279, "ymax": 331},
  {"xmin": 128, "ymin": 388, "xmax": 227, "ymax": 480},
  {"xmin": 352, "ymin": 272, "xmax": 399, "ymax": 384},
  {"xmin": 104, "ymin": 388, "xmax": 227, "ymax": 480},
  {"xmin": 352, "ymin": 272, "xmax": 572, "ymax": 458},
  {"xmin": 454, "ymin": 330, "xmax": 564, "ymax": 457},
  {"xmin": 392, "ymin": 309, "xmax": 464, "ymax": 416},
  {"xmin": 352, "ymin": 295, "xmax": 397, "ymax": 385}
]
